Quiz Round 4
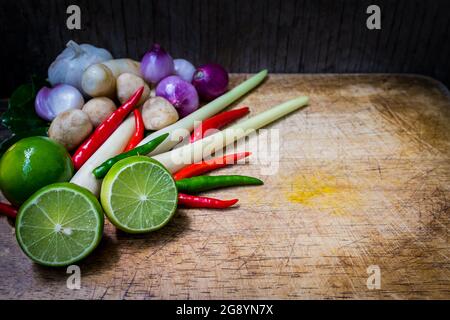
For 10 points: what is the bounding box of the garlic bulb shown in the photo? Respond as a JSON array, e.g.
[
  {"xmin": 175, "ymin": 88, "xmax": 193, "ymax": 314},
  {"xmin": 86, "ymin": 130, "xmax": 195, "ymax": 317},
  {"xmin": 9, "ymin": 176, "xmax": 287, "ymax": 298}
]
[{"xmin": 48, "ymin": 40, "xmax": 113, "ymax": 95}]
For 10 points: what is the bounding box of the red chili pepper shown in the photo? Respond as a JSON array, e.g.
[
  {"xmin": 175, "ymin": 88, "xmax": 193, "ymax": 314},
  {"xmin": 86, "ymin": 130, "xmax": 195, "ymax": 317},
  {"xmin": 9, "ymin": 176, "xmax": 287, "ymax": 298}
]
[
  {"xmin": 190, "ymin": 107, "xmax": 250, "ymax": 143},
  {"xmin": 123, "ymin": 109, "xmax": 144, "ymax": 152},
  {"xmin": 173, "ymin": 152, "xmax": 251, "ymax": 181},
  {"xmin": 72, "ymin": 87, "xmax": 144, "ymax": 170},
  {"xmin": 0, "ymin": 202, "xmax": 18, "ymax": 219},
  {"xmin": 178, "ymin": 193, "xmax": 238, "ymax": 209}
]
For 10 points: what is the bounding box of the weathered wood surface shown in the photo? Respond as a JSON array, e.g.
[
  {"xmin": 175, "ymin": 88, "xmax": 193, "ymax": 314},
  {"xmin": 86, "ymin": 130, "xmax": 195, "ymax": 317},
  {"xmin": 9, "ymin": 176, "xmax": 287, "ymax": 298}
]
[
  {"xmin": 0, "ymin": 74, "xmax": 449, "ymax": 299},
  {"xmin": 1, "ymin": 0, "xmax": 450, "ymax": 97}
]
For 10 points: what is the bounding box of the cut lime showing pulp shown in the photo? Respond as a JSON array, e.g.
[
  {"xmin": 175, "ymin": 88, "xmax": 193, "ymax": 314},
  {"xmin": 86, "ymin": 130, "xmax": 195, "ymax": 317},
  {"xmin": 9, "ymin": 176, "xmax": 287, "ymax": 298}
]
[
  {"xmin": 101, "ymin": 156, "xmax": 178, "ymax": 234},
  {"xmin": 15, "ymin": 183, "xmax": 104, "ymax": 267}
]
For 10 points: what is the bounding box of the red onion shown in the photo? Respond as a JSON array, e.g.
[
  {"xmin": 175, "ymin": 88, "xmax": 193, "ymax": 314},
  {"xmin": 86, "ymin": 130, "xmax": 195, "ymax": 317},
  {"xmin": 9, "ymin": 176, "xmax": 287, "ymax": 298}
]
[
  {"xmin": 156, "ymin": 76, "xmax": 199, "ymax": 118},
  {"xmin": 174, "ymin": 59, "xmax": 196, "ymax": 82},
  {"xmin": 192, "ymin": 64, "xmax": 229, "ymax": 101},
  {"xmin": 140, "ymin": 44, "xmax": 174, "ymax": 84},
  {"xmin": 35, "ymin": 84, "xmax": 84, "ymax": 121}
]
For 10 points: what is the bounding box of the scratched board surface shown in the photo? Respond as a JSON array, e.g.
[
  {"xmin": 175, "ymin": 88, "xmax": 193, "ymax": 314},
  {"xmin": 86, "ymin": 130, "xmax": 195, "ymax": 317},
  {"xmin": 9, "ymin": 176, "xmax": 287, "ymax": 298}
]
[{"xmin": 0, "ymin": 74, "xmax": 449, "ymax": 299}]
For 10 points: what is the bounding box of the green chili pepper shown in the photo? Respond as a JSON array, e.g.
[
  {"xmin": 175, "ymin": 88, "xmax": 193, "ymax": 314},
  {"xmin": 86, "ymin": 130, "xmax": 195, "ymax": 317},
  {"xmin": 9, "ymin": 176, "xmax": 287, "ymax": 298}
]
[
  {"xmin": 92, "ymin": 133, "xmax": 169, "ymax": 179},
  {"xmin": 176, "ymin": 175, "xmax": 263, "ymax": 193}
]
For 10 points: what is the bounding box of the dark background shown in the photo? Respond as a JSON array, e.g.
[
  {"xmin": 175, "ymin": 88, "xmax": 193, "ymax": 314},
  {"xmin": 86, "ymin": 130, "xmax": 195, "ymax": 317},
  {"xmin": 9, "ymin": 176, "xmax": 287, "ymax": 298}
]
[{"xmin": 0, "ymin": 0, "xmax": 449, "ymax": 97}]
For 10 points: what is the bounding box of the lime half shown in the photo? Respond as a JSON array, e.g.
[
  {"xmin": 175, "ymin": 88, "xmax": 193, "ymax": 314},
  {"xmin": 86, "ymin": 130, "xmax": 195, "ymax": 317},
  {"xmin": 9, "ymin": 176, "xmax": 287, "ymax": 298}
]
[
  {"xmin": 101, "ymin": 156, "xmax": 178, "ymax": 234},
  {"xmin": 16, "ymin": 183, "xmax": 104, "ymax": 267}
]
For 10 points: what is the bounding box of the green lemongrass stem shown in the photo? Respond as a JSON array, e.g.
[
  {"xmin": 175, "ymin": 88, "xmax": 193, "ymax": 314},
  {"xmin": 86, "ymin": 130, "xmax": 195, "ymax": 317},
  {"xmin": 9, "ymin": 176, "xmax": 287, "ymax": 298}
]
[
  {"xmin": 137, "ymin": 70, "xmax": 268, "ymax": 156},
  {"xmin": 152, "ymin": 96, "xmax": 309, "ymax": 173},
  {"xmin": 70, "ymin": 116, "xmax": 135, "ymax": 196}
]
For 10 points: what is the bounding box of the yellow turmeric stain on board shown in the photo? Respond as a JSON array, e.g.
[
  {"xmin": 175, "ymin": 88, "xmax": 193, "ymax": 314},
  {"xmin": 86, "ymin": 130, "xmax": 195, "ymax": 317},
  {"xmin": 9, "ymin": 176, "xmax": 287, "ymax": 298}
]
[
  {"xmin": 287, "ymin": 179, "xmax": 337, "ymax": 204},
  {"xmin": 286, "ymin": 174, "xmax": 360, "ymax": 216}
]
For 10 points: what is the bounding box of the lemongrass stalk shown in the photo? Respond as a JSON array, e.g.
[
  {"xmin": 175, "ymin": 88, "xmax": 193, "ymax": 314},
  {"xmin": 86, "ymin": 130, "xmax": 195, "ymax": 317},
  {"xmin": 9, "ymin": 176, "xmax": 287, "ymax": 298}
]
[
  {"xmin": 152, "ymin": 96, "xmax": 309, "ymax": 173},
  {"xmin": 137, "ymin": 70, "xmax": 268, "ymax": 155},
  {"xmin": 70, "ymin": 116, "xmax": 135, "ymax": 196}
]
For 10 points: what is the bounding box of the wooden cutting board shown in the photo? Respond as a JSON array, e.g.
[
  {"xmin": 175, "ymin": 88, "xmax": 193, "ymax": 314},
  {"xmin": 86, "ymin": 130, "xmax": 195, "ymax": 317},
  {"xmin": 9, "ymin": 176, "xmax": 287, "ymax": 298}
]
[{"xmin": 0, "ymin": 74, "xmax": 449, "ymax": 299}]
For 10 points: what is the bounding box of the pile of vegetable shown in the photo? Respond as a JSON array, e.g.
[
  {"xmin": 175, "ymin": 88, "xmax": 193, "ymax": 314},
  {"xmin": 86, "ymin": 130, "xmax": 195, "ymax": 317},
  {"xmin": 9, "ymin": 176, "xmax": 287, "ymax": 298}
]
[{"xmin": 0, "ymin": 40, "xmax": 309, "ymax": 267}]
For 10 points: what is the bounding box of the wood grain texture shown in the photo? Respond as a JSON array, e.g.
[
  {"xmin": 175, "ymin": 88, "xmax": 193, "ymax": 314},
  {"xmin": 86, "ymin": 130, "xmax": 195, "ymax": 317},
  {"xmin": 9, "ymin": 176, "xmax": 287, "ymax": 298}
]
[
  {"xmin": 0, "ymin": 74, "xmax": 449, "ymax": 299},
  {"xmin": 1, "ymin": 0, "xmax": 449, "ymax": 97}
]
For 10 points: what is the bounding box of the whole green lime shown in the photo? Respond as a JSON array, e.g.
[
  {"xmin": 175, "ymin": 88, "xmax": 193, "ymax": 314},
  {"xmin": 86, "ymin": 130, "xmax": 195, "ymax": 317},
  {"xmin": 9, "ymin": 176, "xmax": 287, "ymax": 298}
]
[{"xmin": 0, "ymin": 137, "xmax": 74, "ymax": 206}]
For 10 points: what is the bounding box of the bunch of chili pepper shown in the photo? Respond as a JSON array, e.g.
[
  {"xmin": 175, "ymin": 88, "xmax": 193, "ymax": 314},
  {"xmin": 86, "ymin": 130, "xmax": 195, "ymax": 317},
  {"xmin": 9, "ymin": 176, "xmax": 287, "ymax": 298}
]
[
  {"xmin": 176, "ymin": 107, "xmax": 263, "ymax": 209},
  {"xmin": 174, "ymin": 153, "xmax": 262, "ymax": 209}
]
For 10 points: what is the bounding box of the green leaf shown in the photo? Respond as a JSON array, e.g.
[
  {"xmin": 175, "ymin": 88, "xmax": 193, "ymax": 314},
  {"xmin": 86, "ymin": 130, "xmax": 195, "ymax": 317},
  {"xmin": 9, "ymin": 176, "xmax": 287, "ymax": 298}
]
[{"xmin": 1, "ymin": 75, "xmax": 50, "ymax": 134}]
